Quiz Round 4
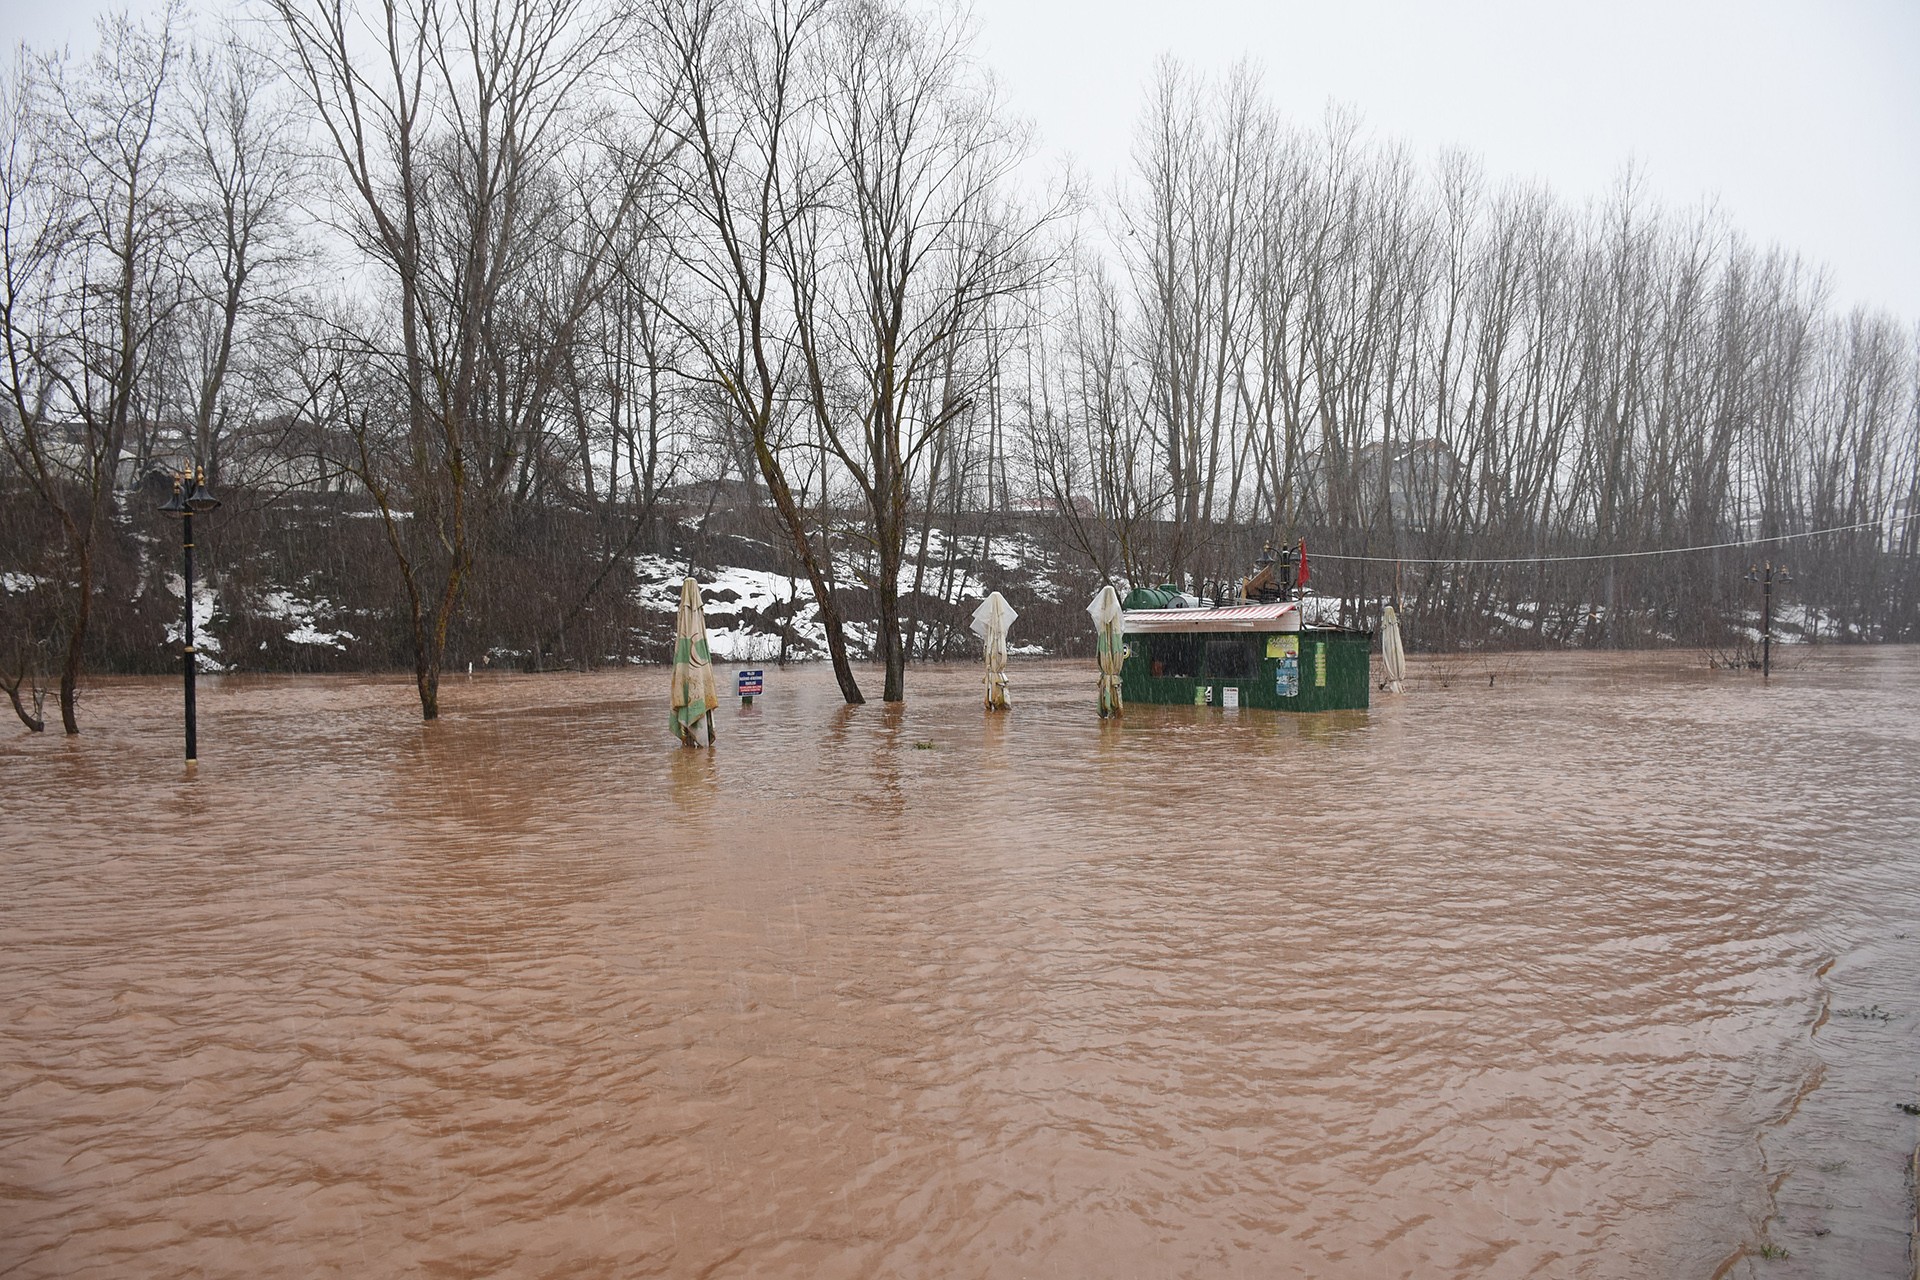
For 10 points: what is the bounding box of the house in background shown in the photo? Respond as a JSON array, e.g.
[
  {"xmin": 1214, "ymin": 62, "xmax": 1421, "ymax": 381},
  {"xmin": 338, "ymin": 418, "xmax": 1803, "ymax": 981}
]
[{"xmin": 1296, "ymin": 436, "xmax": 1462, "ymax": 533}]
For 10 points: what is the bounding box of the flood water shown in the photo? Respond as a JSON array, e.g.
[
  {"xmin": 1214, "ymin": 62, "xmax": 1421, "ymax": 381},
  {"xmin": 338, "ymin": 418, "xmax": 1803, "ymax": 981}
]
[{"xmin": 3, "ymin": 649, "xmax": 1918, "ymax": 1278}]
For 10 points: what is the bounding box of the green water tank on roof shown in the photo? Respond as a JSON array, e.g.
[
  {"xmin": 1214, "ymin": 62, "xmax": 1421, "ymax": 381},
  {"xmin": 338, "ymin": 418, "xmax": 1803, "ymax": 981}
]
[{"xmin": 1122, "ymin": 585, "xmax": 1181, "ymax": 610}]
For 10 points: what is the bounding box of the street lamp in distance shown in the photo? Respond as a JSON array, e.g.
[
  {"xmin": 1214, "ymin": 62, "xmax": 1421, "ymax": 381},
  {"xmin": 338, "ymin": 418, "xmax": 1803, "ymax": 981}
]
[
  {"xmin": 1742, "ymin": 560, "xmax": 1792, "ymax": 679},
  {"xmin": 158, "ymin": 467, "xmax": 221, "ymax": 764}
]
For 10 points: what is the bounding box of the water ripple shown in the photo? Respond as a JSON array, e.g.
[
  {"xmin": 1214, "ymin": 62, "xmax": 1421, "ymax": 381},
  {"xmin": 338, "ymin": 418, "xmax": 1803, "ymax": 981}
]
[{"xmin": 3, "ymin": 650, "xmax": 1917, "ymax": 1277}]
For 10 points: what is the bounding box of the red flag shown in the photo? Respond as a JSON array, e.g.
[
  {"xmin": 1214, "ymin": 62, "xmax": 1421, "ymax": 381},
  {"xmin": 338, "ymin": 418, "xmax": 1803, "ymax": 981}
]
[{"xmin": 1295, "ymin": 538, "xmax": 1309, "ymax": 588}]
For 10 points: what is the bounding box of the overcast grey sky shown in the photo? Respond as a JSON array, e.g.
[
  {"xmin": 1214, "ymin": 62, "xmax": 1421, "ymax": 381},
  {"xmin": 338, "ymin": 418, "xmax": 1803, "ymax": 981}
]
[
  {"xmin": 965, "ymin": 0, "xmax": 1920, "ymax": 315},
  {"xmin": 5, "ymin": 0, "xmax": 1916, "ymax": 314}
]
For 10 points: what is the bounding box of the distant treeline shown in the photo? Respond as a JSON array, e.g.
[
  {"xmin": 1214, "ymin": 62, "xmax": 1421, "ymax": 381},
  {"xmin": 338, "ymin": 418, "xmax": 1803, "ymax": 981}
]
[{"xmin": 3, "ymin": 0, "xmax": 1915, "ymax": 731}]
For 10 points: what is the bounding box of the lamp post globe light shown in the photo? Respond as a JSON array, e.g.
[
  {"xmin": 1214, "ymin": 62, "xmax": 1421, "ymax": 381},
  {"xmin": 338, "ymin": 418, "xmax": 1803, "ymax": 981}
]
[{"xmin": 158, "ymin": 467, "xmax": 220, "ymax": 763}]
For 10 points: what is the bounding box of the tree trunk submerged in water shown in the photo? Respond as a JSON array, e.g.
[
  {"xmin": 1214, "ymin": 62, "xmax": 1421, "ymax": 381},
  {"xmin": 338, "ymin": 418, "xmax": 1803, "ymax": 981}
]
[
  {"xmin": 57, "ymin": 548, "xmax": 92, "ymax": 735},
  {"xmin": 878, "ymin": 534, "xmax": 906, "ymax": 703},
  {"xmin": 415, "ymin": 656, "xmax": 439, "ymax": 721},
  {"xmin": 753, "ymin": 438, "xmax": 865, "ymax": 705},
  {"xmin": 878, "ymin": 600, "xmax": 906, "ymax": 703}
]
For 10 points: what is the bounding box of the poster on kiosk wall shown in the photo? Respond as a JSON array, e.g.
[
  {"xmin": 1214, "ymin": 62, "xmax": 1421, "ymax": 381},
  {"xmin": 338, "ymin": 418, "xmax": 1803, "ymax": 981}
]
[{"xmin": 1270, "ymin": 634, "xmax": 1300, "ymax": 698}]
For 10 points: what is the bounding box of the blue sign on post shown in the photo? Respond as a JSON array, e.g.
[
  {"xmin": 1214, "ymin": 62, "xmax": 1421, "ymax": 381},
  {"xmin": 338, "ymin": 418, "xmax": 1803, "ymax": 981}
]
[{"xmin": 737, "ymin": 669, "xmax": 764, "ymax": 700}]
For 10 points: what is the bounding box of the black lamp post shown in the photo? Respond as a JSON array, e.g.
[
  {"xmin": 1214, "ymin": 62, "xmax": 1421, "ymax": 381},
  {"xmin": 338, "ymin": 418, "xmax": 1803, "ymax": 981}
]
[
  {"xmin": 1742, "ymin": 560, "xmax": 1791, "ymax": 679},
  {"xmin": 1250, "ymin": 542, "xmax": 1277, "ymax": 603},
  {"xmin": 158, "ymin": 467, "xmax": 220, "ymax": 763}
]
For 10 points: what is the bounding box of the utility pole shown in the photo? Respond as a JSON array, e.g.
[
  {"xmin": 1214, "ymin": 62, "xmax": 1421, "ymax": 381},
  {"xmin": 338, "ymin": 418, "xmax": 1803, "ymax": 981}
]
[{"xmin": 1743, "ymin": 561, "xmax": 1792, "ymax": 678}]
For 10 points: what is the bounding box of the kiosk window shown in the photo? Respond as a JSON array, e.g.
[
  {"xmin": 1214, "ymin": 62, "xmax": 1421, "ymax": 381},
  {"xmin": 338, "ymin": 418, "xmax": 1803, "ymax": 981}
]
[
  {"xmin": 1143, "ymin": 634, "xmax": 1201, "ymax": 677},
  {"xmin": 1201, "ymin": 638, "xmax": 1258, "ymax": 679}
]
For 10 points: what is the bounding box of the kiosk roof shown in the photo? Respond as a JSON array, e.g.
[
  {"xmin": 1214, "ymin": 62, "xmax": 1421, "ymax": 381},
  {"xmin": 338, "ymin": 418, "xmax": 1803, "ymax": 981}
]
[{"xmin": 1120, "ymin": 602, "xmax": 1301, "ymax": 634}]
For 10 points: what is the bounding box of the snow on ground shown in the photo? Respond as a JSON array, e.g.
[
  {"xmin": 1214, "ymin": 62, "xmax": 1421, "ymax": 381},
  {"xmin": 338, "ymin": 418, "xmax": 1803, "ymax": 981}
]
[
  {"xmin": 705, "ymin": 564, "xmax": 813, "ymax": 613},
  {"xmin": 258, "ymin": 589, "xmax": 356, "ymax": 649},
  {"xmin": 164, "ymin": 573, "xmax": 228, "ymax": 671},
  {"xmin": 634, "ymin": 526, "xmax": 1068, "ymax": 658},
  {"xmin": 704, "ymin": 566, "xmax": 827, "ymax": 659},
  {"xmin": 921, "ymin": 528, "xmax": 1059, "ymax": 599},
  {"xmin": 1295, "ymin": 594, "xmax": 1345, "ymax": 626},
  {"xmin": 1025, "ymin": 573, "xmax": 1064, "ymax": 603},
  {"xmin": 2, "ymin": 571, "xmax": 46, "ymax": 593},
  {"xmin": 982, "ymin": 531, "xmax": 1054, "ymax": 573},
  {"xmin": 1775, "ymin": 601, "xmax": 1862, "ymax": 640},
  {"xmin": 818, "ymin": 527, "xmax": 1057, "ymax": 605},
  {"xmin": 1487, "ymin": 603, "xmax": 1540, "ymax": 630},
  {"xmin": 706, "ymin": 627, "xmax": 788, "ymax": 662},
  {"xmin": 636, "ymin": 555, "xmax": 834, "ymax": 656},
  {"xmin": 894, "ymin": 558, "xmax": 986, "ymax": 604},
  {"xmin": 633, "ymin": 554, "xmax": 694, "ymax": 612}
]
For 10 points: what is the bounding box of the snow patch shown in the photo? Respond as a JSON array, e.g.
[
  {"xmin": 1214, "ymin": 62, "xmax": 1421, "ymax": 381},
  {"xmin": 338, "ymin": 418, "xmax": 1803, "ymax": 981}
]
[
  {"xmin": 895, "ymin": 559, "xmax": 985, "ymax": 604},
  {"xmin": 258, "ymin": 589, "xmax": 356, "ymax": 649},
  {"xmin": 706, "ymin": 628, "xmax": 788, "ymax": 662},
  {"xmin": 634, "ymin": 525, "xmax": 1071, "ymax": 660},
  {"xmin": 637, "ymin": 556, "xmax": 832, "ymax": 656},
  {"xmin": 1296, "ymin": 594, "xmax": 1344, "ymax": 626},
  {"xmin": 164, "ymin": 573, "xmax": 229, "ymax": 672}
]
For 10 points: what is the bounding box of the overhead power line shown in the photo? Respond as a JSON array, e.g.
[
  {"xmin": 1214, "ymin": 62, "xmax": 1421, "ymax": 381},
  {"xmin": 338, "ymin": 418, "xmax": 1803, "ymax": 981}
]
[{"xmin": 1308, "ymin": 514, "xmax": 1916, "ymax": 567}]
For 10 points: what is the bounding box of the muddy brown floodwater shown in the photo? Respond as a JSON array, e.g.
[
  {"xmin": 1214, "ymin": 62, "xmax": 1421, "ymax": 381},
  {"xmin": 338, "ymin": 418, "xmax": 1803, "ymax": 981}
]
[{"xmin": 3, "ymin": 649, "xmax": 1918, "ymax": 1278}]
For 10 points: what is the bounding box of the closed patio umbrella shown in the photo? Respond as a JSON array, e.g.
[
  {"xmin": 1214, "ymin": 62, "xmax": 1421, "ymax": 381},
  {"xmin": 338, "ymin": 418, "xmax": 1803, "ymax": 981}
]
[
  {"xmin": 670, "ymin": 577, "xmax": 718, "ymax": 746},
  {"xmin": 970, "ymin": 591, "xmax": 1016, "ymax": 710},
  {"xmin": 1381, "ymin": 604, "xmax": 1406, "ymax": 695},
  {"xmin": 1088, "ymin": 585, "xmax": 1124, "ymax": 718}
]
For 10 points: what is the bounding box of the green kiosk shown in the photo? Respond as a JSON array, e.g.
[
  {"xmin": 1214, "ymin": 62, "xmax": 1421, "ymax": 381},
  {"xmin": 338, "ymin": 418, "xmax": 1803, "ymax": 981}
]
[{"xmin": 1119, "ymin": 594, "xmax": 1372, "ymax": 712}]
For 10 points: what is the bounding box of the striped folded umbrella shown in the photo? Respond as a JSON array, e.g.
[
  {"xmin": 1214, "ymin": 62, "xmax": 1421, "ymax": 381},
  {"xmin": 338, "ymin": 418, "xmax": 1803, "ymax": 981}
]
[
  {"xmin": 970, "ymin": 592, "xmax": 1017, "ymax": 710},
  {"xmin": 669, "ymin": 577, "xmax": 718, "ymax": 746},
  {"xmin": 1381, "ymin": 605, "xmax": 1406, "ymax": 695},
  {"xmin": 1088, "ymin": 585, "xmax": 1124, "ymax": 718}
]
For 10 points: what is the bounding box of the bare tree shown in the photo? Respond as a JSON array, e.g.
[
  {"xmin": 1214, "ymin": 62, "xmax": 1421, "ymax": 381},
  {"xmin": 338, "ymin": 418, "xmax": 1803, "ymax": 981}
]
[
  {"xmin": 636, "ymin": 0, "xmax": 870, "ymax": 702},
  {"xmin": 0, "ymin": 8, "xmax": 189, "ymax": 734},
  {"xmin": 268, "ymin": 0, "xmax": 650, "ymax": 717},
  {"xmin": 168, "ymin": 29, "xmax": 309, "ymax": 489},
  {"xmin": 794, "ymin": 0, "xmax": 1051, "ymax": 700}
]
